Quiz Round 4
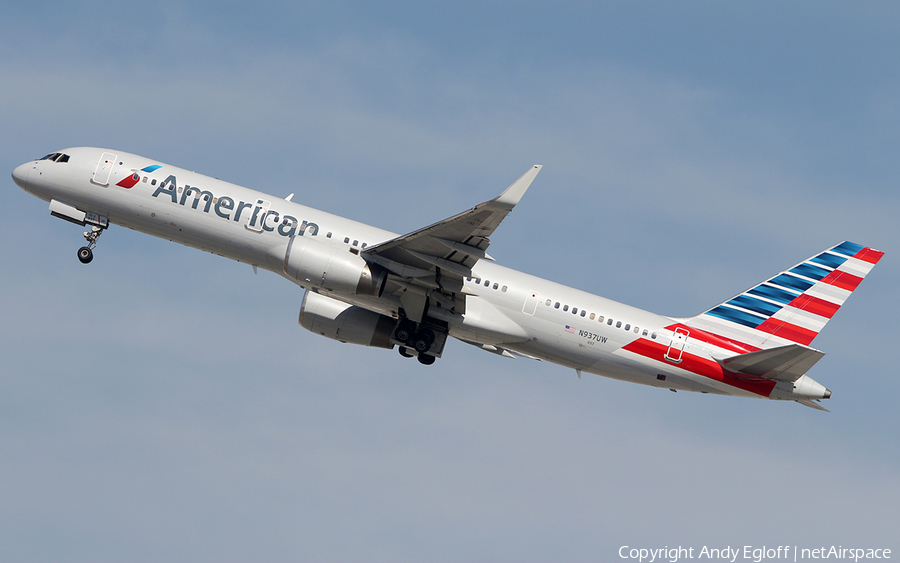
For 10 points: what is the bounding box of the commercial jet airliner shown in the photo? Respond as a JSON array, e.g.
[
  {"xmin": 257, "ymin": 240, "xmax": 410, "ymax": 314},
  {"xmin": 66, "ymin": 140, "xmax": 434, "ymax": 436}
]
[{"xmin": 12, "ymin": 148, "xmax": 884, "ymax": 410}]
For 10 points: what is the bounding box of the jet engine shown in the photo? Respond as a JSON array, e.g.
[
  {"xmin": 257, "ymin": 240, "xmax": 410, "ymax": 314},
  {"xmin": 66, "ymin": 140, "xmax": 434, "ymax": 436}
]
[
  {"xmin": 298, "ymin": 290, "xmax": 396, "ymax": 349},
  {"xmin": 284, "ymin": 235, "xmax": 387, "ymax": 297}
]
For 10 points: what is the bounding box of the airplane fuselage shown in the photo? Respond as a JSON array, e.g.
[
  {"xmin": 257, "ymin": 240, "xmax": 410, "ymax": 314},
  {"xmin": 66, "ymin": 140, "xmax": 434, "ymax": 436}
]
[{"xmin": 15, "ymin": 147, "xmax": 879, "ymax": 407}]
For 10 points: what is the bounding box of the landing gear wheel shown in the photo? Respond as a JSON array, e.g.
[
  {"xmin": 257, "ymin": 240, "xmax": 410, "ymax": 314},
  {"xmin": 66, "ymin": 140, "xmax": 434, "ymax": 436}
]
[
  {"xmin": 77, "ymin": 246, "xmax": 93, "ymax": 264},
  {"xmin": 413, "ymin": 329, "xmax": 435, "ymax": 353},
  {"xmin": 77, "ymin": 225, "xmax": 104, "ymax": 264},
  {"xmin": 417, "ymin": 353, "xmax": 435, "ymax": 365},
  {"xmin": 394, "ymin": 320, "xmax": 416, "ymax": 344},
  {"xmin": 398, "ymin": 347, "xmax": 415, "ymax": 358}
]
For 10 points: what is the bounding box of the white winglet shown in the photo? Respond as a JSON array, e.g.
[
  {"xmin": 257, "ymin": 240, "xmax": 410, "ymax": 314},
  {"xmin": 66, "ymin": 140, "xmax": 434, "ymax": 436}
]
[{"xmin": 492, "ymin": 164, "xmax": 542, "ymax": 209}]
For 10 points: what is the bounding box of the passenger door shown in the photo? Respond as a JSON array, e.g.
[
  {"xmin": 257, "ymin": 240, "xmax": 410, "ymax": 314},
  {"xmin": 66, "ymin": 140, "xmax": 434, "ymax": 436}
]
[{"xmin": 91, "ymin": 152, "xmax": 117, "ymax": 186}]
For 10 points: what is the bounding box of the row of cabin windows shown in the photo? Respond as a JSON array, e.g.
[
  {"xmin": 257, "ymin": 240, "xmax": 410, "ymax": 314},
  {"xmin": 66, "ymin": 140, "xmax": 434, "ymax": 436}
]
[
  {"xmin": 342, "ymin": 236, "xmax": 367, "ymax": 248},
  {"xmin": 545, "ymin": 298, "xmax": 657, "ymax": 339},
  {"xmin": 463, "ymin": 277, "xmax": 656, "ymax": 339},
  {"xmin": 462, "ymin": 277, "xmax": 657, "ymax": 339},
  {"xmin": 468, "ymin": 277, "xmax": 508, "ymax": 293}
]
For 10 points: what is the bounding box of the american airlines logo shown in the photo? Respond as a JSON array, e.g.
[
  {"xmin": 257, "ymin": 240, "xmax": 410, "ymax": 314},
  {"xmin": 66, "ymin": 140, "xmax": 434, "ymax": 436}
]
[
  {"xmin": 149, "ymin": 173, "xmax": 318, "ymax": 238},
  {"xmin": 116, "ymin": 165, "xmax": 162, "ymax": 189}
]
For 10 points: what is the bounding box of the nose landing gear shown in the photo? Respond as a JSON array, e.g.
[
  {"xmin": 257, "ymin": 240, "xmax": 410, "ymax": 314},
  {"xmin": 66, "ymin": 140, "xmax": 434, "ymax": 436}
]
[{"xmin": 77, "ymin": 226, "xmax": 103, "ymax": 264}]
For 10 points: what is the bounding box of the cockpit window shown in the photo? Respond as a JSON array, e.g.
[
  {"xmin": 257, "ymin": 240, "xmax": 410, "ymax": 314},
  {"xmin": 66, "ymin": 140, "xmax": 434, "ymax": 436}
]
[{"xmin": 39, "ymin": 153, "xmax": 70, "ymax": 163}]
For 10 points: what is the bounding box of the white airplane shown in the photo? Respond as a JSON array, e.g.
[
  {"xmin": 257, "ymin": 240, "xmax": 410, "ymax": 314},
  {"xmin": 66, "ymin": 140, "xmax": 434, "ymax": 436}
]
[{"xmin": 12, "ymin": 148, "xmax": 884, "ymax": 410}]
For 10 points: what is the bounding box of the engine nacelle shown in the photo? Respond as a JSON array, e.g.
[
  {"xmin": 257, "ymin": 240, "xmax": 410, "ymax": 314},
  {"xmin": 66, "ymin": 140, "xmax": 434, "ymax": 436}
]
[
  {"xmin": 284, "ymin": 235, "xmax": 386, "ymax": 297},
  {"xmin": 299, "ymin": 290, "xmax": 396, "ymax": 349}
]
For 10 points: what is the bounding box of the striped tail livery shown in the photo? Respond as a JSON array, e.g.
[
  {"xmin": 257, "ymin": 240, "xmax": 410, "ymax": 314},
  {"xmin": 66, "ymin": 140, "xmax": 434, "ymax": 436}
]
[{"xmin": 681, "ymin": 241, "xmax": 884, "ymax": 410}]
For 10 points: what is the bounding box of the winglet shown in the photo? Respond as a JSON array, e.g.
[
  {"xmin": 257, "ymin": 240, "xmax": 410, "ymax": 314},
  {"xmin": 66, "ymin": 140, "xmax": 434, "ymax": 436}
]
[{"xmin": 491, "ymin": 165, "xmax": 542, "ymax": 209}]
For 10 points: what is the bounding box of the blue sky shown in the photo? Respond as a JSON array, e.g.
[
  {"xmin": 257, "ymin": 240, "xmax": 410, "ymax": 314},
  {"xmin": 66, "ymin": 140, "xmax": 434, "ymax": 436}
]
[{"xmin": 1, "ymin": 2, "xmax": 898, "ymax": 561}]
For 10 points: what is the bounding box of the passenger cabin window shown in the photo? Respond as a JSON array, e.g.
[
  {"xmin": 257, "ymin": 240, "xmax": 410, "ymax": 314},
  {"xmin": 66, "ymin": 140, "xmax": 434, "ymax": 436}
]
[
  {"xmin": 598, "ymin": 316, "xmax": 604, "ymax": 323},
  {"xmin": 580, "ymin": 310, "xmax": 586, "ymax": 317},
  {"xmin": 624, "ymin": 324, "xmax": 630, "ymax": 331},
  {"xmin": 501, "ymin": 286, "xmax": 508, "ymax": 292},
  {"xmin": 563, "ymin": 305, "xmax": 569, "ymax": 312},
  {"xmin": 572, "ymin": 308, "xmax": 578, "ymax": 314},
  {"xmin": 607, "ymin": 318, "xmax": 613, "ymax": 325},
  {"xmin": 344, "ymin": 237, "xmax": 350, "ymax": 244},
  {"xmin": 546, "ymin": 299, "xmax": 552, "ymax": 306},
  {"xmin": 326, "ymin": 232, "xmax": 332, "ymax": 238},
  {"xmin": 492, "ymin": 283, "xmax": 498, "ymax": 290},
  {"xmin": 616, "ymin": 321, "xmax": 622, "ymax": 328},
  {"xmin": 554, "ymin": 302, "xmax": 560, "ymax": 309},
  {"xmin": 590, "ymin": 313, "xmax": 595, "ymax": 320}
]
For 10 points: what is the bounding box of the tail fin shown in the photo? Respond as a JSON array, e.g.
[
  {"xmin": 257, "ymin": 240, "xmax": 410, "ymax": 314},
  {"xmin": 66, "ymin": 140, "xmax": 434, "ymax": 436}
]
[{"xmin": 685, "ymin": 241, "xmax": 884, "ymax": 350}]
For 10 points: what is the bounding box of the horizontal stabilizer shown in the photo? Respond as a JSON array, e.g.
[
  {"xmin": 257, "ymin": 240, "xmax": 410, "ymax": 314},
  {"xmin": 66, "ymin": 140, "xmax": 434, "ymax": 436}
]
[
  {"xmin": 717, "ymin": 344, "xmax": 825, "ymax": 382},
  {"xmin": 797, "ymin": 399, "xmax": 830, "ymax": 412}
]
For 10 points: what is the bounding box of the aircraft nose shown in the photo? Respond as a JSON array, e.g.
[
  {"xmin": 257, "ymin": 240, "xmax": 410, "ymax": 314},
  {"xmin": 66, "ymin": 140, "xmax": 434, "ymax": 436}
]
[{"xmin": 12, "ymin": 162, "xmax": 30, "ymax": 189}]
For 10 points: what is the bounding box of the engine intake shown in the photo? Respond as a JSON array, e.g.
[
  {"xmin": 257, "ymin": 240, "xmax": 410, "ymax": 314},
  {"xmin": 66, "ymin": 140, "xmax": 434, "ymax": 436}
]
[{"xmin": 298, "ymin": 290, "xmax": 395, "ymax": 349}]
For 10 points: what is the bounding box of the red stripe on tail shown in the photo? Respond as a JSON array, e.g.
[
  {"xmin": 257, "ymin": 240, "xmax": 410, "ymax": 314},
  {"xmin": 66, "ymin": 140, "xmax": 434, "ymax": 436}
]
[
  {"xmin": 756, "ymin": 318, "xmax": 817, "ymax": 345},
  {"xmin": 821, "ymin": 270, "xmax": 863, "ymax": 292},
  {"xmin": 788, "ymin": 294, "xmax": 840, "ymax": 319},
  {"xmin": 854, "ymin": 247, "xmax": 884, "ymax": 265}
]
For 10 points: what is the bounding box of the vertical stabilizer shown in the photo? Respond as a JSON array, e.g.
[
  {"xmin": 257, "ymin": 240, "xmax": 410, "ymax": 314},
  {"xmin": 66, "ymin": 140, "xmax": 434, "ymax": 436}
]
[{"xmin": 685, "ymin": 241, "xmax": 884, "ymax": 350}]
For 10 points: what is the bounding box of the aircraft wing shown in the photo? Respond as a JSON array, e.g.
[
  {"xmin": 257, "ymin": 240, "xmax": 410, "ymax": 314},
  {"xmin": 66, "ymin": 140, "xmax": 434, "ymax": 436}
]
[{"xmin": 362, "ymin": 165, "xmax": 541, "ymax": 320}]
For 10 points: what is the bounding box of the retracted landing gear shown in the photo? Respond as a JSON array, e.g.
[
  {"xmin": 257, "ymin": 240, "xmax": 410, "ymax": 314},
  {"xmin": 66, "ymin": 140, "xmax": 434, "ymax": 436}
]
[{"xmin": 77, "ymin": 225, "xmax": 104, "ymax": 264}]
